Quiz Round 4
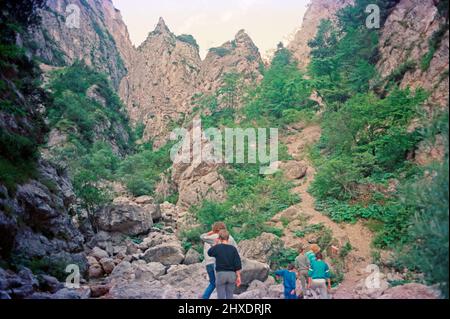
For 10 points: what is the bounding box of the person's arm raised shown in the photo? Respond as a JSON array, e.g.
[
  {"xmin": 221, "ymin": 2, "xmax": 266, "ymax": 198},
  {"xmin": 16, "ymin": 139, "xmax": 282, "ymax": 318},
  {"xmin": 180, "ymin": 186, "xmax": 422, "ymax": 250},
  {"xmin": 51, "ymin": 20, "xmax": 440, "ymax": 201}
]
[{"xmin": 200, "ymin": 232, "xmax": 217, "ymax": 245}]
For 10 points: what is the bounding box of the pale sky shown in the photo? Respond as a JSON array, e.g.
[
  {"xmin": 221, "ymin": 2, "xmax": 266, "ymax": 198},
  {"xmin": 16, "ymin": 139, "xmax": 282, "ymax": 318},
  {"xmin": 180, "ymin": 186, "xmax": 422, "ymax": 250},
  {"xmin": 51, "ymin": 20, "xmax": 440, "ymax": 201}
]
[{"xmin": 112, "ymin": 0, "xmax": 310, "ymax": 59}]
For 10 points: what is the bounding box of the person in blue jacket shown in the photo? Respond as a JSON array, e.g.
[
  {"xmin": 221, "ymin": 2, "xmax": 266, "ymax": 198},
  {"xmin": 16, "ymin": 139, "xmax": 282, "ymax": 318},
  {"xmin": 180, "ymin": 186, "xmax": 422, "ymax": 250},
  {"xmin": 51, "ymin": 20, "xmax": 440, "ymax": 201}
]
[{"xmin": 275, "ymin": 263, "xmax": 297, "ymax": 299}]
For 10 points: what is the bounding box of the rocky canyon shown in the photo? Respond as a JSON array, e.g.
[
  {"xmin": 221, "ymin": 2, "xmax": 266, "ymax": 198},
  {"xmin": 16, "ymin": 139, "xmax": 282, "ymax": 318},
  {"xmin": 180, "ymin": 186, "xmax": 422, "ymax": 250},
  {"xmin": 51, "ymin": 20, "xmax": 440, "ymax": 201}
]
[{"xmin": 0, "ymin": 0, "xmax": 448, "ymax": 300}]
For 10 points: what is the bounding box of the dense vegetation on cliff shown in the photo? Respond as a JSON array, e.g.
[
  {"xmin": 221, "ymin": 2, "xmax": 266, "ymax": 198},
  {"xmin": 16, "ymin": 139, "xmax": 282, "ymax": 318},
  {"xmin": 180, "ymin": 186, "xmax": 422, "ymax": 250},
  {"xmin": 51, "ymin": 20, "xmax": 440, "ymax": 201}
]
[
  {"xmin": 187, "ymin": 0, "xmax": 448, "ymax": 296},
  {"xmin": 0, "ymin": 0, "xmax": 46, "ymax": 192},
  {"xmin": 44, "ymin": 63, "xmax": 176, "ymax": 223},
  {"xmin": 307, "ymin": 0, "xmax": 449, "ymax": 296}
]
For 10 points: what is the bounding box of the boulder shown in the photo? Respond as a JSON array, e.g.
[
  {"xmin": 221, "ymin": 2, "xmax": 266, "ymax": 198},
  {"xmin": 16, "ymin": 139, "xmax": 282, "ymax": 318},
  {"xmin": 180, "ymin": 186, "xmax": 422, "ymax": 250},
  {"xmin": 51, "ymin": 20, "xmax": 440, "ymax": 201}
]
[
  {"xmin": 125, "ymin": 241, "xmax": 141, "ymax": 255},
  {"xmin": 131, "ymin": 260, "xmax": 156, "ymax": 281},
  {"xmin": 240, "ymin": 258, "xmax": 270, "ymax": 287},
  {"xmin": 266, "ymin": 284, "xmax": 284, "ymax": 299},
  {"xmin": 236, "ymin": 279, "xmax": 284, "ymax": 299},
  {"xmin": 141, "ymin": 243, "xmax": 185, "ymax": 266},
  {"xmin": 49, "ymin": 287, "xmax": 91, "ymax": 299},
  {"xmin": 90, "ymin": 284, "xmax": 111, "ymax": 298},
  {"xmin": 0, "ymin": 267, "xmax": 38, "ymax": 299},
  {"xmin": 91, "ymin": 247, "xmax": 109, "ymax": 261},
  {"xmin": 238, "ymin": 233, "xmax": 284, "ymax": 265},
  {"xmin": 137, "ymin": 232, "xmax": 178, "ymax": 251},
  {"xmin": 146, "ymin": 204, "xmax": 162, "ymax": 221},
  {"xmin": 88, "ymin": 263, "xmax": 104, "ymax": 279},
  {"xmin": 112, "ymin": 245, "xmax": 127, "ymax": 256},
  {"xmin": 183, "ymin": 248, "xmax": 201, "ymax": 265},
  {"xmin": 145, "ymin": 262, "xmax": 167, "ymax": 279},
  {"xmin": 135, "ymin": 196, "xmax": 154, "ymax": 205},
  {"xmin": 108, "ymin": 261, "xmax": 135, "ymax": 283},
  {"xmin": 172, "ymin": 143, "xmax": 227, "ymax": 209},
  {"xmin": 279, "ymin": 161, "xmax": 308, "ymax": 180},
  {"xmin": 38, "ymin": 275, "xmax": 63, "ymax": 293},
  {"xmin": 160, "ymin": 263, "xmax": 209, "ymax": 297},
  {"xmin": 99, "ymin": 258, "xmax": 116, "ymax": 274},
  {"xmin": 96, "ymin": 203, "xmax": 153, "ymax": 236},
  {"xmin": 159, "ymin": 202, "xmax": 181, "ymax": 221},
  {"xmin": 378, "ymin": 283, "xmax": 441, "ymax": 299},
  {"xmin": 87, "ymin": 256, "xmax": 98, "ymax": 266}
]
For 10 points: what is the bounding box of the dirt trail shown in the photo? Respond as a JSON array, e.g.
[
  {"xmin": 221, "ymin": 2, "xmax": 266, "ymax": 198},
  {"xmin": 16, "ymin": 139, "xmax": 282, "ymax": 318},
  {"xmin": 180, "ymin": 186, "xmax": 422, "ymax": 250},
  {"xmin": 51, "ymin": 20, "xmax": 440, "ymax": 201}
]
[{"xmin": 276, "ymin": 124, "xmax": 374, "ymax": 298}]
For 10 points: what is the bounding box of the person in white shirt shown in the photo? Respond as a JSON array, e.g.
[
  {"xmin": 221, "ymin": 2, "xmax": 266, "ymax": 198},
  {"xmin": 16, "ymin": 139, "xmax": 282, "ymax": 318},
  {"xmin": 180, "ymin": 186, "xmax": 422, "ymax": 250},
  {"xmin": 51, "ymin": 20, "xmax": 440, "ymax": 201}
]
[{"xmin": 199, "ymin": 222, "xmax": 237, "ymax": 299}]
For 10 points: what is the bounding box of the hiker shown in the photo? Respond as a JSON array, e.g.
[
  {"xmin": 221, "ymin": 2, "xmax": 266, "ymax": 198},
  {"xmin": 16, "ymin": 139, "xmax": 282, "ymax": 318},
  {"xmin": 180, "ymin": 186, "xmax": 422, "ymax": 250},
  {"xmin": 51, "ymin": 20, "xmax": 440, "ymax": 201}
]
[
  {"xmin": 207, "ymin": 229, "xmax": 242, "ymax": 299},
  {"xmin": 200, "ymin": 222, "xmax": 238, "ymax": 299},
  {"xmin": 305, "ymin": 244, "xmax": 321, "ymax": 263},
  {"xmin": 294, "ymin": 246, "xmax": 310, "ymax": 296},
  {"xmin": 307, "ymin": 252, "xmax": 332, "ymax": 299},
  {"xmin": 275, "ymin": 264, "xmax": 298, "ymax": 299}
]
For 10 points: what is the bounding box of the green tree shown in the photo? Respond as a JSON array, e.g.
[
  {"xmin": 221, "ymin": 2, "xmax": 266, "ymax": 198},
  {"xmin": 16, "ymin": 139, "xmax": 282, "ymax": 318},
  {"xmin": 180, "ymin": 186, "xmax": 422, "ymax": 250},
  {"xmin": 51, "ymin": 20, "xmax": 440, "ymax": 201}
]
[{"xmin": 399, "ymin": 157, "xmax": 449, "ymax": 297}]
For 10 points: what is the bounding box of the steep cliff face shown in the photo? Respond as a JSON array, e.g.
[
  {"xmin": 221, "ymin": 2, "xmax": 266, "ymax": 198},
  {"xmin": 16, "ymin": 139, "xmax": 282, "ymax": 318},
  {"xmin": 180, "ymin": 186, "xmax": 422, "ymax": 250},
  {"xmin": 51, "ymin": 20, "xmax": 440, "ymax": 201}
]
[
  {"xmin": 1, "ymin": 0, "xmax": 138, "ymax": 283},
  {"xmin": 119, "ymin": 18, "xmax": 202, "ymax": 146},
  {"xmin": 29, "ymin": 0, "xmax": 135, "ymax": 89},
  {"xmin": 1, "ymin": 25, "xmax": 87, "ymax": 278},
  {"xmin": 289, "ymin": 0, "xmax": 448, "ymax": 109},
  {"xmin": 287, "ymin": 0, "xmax": 353, "ymax": 69},
  {"xmin": 197, "ymin": 29, "xmax": 264, "ymax": 95},
  {"xmin": 376, "ymin": 0, "xmax": 449, "ymax": 108},
  {"xmin": 0, "ymin": 161, "xmax": 86, "ymax": 269},
  {"xmin": 121, "ymin": 19, "xmax": 263, "ymax": 147}
]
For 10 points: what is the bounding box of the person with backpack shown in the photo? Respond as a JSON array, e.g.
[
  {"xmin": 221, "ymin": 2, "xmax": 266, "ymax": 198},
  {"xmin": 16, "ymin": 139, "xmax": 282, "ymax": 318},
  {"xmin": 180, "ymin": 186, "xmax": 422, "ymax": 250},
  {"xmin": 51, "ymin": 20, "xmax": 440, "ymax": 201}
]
[
  {"xmin": 207, "ymin": 230, "xmax": 242, "ymax": 299},
  {"xmin": 199, "ymin": 222, "xmax": 238, "ymax": 299},
  {"xmin": 275, "ymin": 264, "xmax": 298, "ymax": 299},
  {"xmin": 307, "ymin": 252, "xmax": 332, "ymax": 299}
]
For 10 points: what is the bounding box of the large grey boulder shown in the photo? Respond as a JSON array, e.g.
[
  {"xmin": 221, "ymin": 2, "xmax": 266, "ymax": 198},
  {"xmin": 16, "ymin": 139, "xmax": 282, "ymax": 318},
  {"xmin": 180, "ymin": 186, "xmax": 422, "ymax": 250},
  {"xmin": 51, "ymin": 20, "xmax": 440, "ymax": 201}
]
[
  {"xmin": 138, "ymin": 232, "xmax": 177, "ymax": 251},
  {"xmin": 96, "ymin": 203, "xmax": 153, "ymax": 236},
  {"xmin": 183, "ymin": 248, "xmax": 201, "ymax": 265},
  {"xmin": 91, "ymin": 247, "xmax": 109, "ymax": 260},
  {"xmin": 240, "ymin": 258, "xmax": 270, "ymax": 287},
  {"xmin": 131, "ymin": 260, "xmax": 167, "ymax": 281},
  {"xmin": 38, "ymin": 275, "xmax": 64, "ymax": 294},
  {"xmin": 141, "ymin": 243, "xmax": 185, "ymax": 266},
  {"xmin": 0, "ymin": 267, "xmax": 38, "ymax": 299},
  {"xmin": 238, "ymin": 233, "xmax": 284, "ymax": 266}
]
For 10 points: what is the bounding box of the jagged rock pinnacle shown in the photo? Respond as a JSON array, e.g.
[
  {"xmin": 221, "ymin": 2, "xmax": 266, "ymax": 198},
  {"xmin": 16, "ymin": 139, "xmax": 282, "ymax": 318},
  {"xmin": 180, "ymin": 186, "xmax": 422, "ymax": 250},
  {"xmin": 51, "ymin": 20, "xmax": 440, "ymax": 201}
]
[
  {"xmin": 155, "ymin": 17, "xmax": 171, "ymax": 34},
  {"xmin": 234, "ymin": 29, "xmax": 259, "ymax": 52}
]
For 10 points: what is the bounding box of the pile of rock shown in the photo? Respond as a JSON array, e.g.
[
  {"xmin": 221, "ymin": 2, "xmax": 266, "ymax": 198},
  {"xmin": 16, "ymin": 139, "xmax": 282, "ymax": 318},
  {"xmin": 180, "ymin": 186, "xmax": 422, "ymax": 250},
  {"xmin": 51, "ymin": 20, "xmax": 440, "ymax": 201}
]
[
  {"xmin": 0, "ymin": 267, "xmax": 90, "ymax": 300},
  {"xmin": 82, "ymin": 228, "xmax": 273, "ymax": 299}
]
